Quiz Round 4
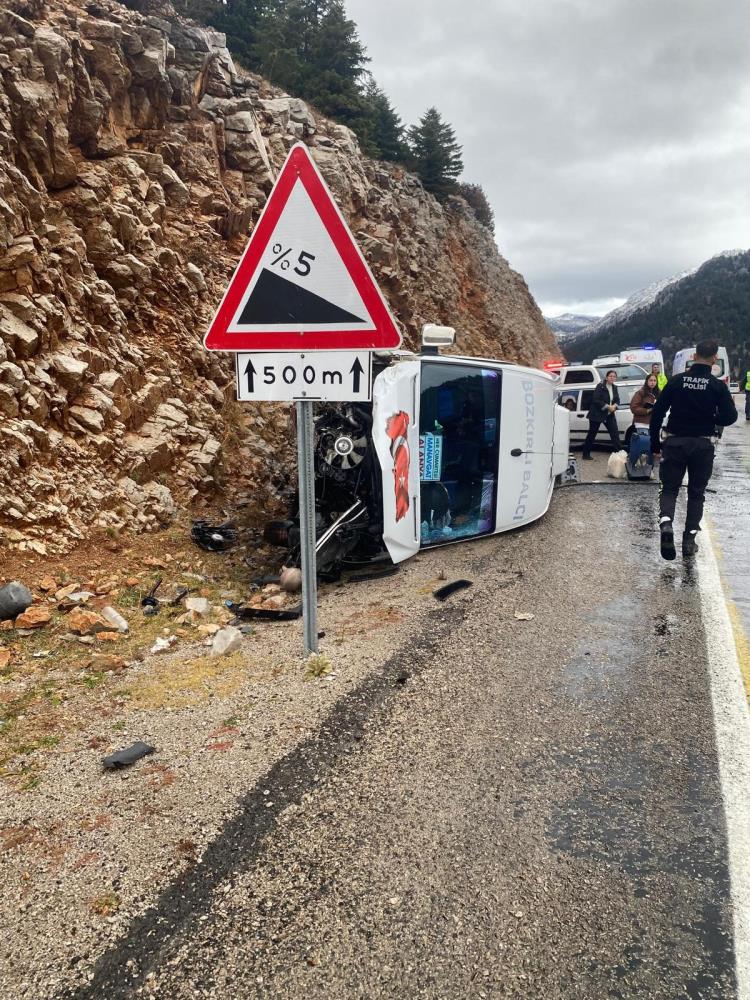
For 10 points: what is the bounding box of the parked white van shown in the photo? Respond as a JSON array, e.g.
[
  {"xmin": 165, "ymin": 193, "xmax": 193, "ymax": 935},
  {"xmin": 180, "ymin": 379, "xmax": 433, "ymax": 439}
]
[{"xmin": 672, "ymin": 346, "xmax": 730, "ymax": 385}]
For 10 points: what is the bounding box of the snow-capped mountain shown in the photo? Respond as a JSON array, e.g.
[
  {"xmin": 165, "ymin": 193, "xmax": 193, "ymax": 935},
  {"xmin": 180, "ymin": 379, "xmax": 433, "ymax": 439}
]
[
  {"xmin": 583, "ymin": 249, "xmax": 747, "ymax": 338},
  {"xmin": 546, "ymin": 313, "xmax": 600, "ymax": 341},
  {"xmin": 564, "ymin": 248, "xmax": 750, "ymax": 376}
]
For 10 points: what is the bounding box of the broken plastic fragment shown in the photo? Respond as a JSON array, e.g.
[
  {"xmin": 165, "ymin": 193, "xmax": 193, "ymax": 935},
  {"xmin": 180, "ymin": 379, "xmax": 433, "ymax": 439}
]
[
  {"xmin": 0, "ymin": 582, "xmax": 33, "ymax": 621},
  {"xmin": 102, "ymin": 741, "xmax": 155, "ymax": 770},
  {"xmin": 432, "ymin": 580, "xmax": 473, "ymax": 602},
  {"xmin": 141, "ymin": 578, "xmax": 162, "ymax": 610},
  {"xmin": 191, "ymin": 520, "xmax": 237, "ymax": 552},
  {"xmin": 225, "ymin": 600, "xmax": 302, "ymax": 622},
  {"xmin": 150, "ymin": 635, "xmax": 178, "ymax": 654}
]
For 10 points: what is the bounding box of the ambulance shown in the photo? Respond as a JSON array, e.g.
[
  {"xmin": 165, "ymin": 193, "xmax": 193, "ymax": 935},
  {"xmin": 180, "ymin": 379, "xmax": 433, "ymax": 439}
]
[
  {"xmin": 593, "ymin": 346, "xmax": 665, "ymax": 371},
  {"xmin": 672, "ymin": 346, "xmax": 731, "ymax": 385},
  {"xmin": 265, "ymin": 326, "xmax": 571, "ymax": 574}
]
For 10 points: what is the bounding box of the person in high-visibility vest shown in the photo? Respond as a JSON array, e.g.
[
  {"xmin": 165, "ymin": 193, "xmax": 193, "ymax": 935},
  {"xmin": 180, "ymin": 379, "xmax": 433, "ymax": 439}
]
[
  {"xmin": 742, "ymin": 366, "xmax": 750, "ymax": 420},
  {"xmin": 651, "ymin": 363, "xmax": 668, "ymax": 392}
]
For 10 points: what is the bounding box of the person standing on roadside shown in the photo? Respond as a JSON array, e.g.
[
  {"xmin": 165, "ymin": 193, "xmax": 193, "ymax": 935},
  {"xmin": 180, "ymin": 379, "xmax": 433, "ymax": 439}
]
[
  {"xmin": 630, "ymin": 373, "xmax": 660, "ymax": 426},
  {"xmin": 651, "ymin": 362, "xmax": 668, "ymax": 392},
  {"xmin": 650, "ymin": 339, "xmax": 737, "ymax": 560},
  {"xmin": 627, "ymin": 373, "xmax": 660, "ymax": 474},
  {"xmin": 582, "ymin": 369, "xmax": 621, "ymax": 460},
  {"xmin": 741, "ymin": 364, "xmax": 750, "ymax": 421}
]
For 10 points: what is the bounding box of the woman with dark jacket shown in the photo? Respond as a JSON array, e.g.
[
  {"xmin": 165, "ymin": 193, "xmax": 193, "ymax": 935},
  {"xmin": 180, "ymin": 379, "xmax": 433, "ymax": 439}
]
[
  {"xmin": 582, "ymin": 369, "xmax": 621, "ymax": 459},
  {"xmin": 630, "ymin": 373, "xmax": 660, "ymax": 426}
]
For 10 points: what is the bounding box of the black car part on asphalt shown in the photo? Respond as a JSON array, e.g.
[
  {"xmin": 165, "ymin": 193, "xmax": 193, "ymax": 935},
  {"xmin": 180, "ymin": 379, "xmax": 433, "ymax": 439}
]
[{"xmin": 102, "ymin": 742, "xmax": 155, "ymax": 770}]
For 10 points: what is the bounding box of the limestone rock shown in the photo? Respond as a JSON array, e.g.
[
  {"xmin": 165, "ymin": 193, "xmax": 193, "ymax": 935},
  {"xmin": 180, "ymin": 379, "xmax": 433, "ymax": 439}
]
[
  {"xmin": 67, "ymin": 609, "xmax": 110, "ymax": 636},
  {"xmin": 15, "ymin": 604, "xmax": 52, "ymax": 629},
  {"xmin": 0, "ymin": 0, "xmax": 556, "ymax": 556}
]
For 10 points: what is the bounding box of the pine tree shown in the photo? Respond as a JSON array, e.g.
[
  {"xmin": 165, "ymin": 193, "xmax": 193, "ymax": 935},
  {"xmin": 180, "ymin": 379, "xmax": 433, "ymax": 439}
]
[
  {"xmin": 254, "ymin": 0, "xmax": 314, "ymax": 95},
  {"xmin": 302, "ymin": 0, "xmax": 370, "ymax": 129},
  {"xmin": 407, "ymin": 107, "xmax": 463, "ymax": 198},
  {"xmin": 458, "ymin": 182, "xmax": 495, "ymax": 233},
  {"xmin": 362, "ymin": 77, "xmax": 407, "ymax": 162}
]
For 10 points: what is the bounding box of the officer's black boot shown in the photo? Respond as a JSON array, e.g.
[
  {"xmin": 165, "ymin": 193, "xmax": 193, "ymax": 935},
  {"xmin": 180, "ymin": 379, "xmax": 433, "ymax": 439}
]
[
  {"xmin": 659, "ymin": 518, "xmax": 676, "ymax": 560},
  {"xmin": 682, "ymin": 531, "xmax": 698, "ymax": 558}
]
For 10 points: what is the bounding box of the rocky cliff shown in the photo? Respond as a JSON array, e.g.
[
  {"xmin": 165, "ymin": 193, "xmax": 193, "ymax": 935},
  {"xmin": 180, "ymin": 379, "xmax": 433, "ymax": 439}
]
[{"xmin": 0, "ymin": 0, "xmax": 557, "ymax": 556}]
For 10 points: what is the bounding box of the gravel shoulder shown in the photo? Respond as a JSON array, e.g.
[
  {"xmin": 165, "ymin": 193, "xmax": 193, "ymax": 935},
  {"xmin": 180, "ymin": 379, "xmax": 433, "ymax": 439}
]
[{"xmin": 3, "ymin": 453, "xmax": 734, "ymax": 999}]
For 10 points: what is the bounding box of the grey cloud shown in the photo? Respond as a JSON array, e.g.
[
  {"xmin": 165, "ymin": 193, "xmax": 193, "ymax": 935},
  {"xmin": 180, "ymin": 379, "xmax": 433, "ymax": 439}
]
[{"xmin": 346, "ymin": 0, "xmax": 750, "ymax": 311}]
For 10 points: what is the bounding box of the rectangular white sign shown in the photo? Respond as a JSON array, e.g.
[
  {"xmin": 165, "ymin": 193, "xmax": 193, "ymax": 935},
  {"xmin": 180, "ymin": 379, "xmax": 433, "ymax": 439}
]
[{"xmin": 235, "ymin": 351, "xmax": 373, "ymax": 402}]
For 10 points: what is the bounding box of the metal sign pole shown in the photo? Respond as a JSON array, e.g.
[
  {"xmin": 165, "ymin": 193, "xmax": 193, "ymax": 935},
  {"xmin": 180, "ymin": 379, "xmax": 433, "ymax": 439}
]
[{"xmin": 296, "ymin": 400, "xmax": 318, "ymax": 655}]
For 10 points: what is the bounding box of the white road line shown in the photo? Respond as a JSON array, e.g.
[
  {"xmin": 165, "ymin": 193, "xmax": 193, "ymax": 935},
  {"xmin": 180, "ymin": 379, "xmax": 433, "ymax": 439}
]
[{"xmin": 698, "ymin": 522, "xmax": 750, "ymax": 997}]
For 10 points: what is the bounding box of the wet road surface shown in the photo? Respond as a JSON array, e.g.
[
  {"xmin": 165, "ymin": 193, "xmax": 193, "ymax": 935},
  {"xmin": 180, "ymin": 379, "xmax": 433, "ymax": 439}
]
[
  {"xmin": 707, "ymin": 413, "xmax": 750, "ymax": 655},
  {"xmin": 60, "ymin": 452, "xmax": 748, "ymax": 1000}
]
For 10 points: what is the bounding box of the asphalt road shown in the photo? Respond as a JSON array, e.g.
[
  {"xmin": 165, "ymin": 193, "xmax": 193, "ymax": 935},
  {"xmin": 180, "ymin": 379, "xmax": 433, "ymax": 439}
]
[
  {"xmin": 60, "ymin": 436, "xmax": 750, "ymax": 1000},
  {"xmin": 707, "ymin": 412, "xmax": 750, "ymax": 645}
]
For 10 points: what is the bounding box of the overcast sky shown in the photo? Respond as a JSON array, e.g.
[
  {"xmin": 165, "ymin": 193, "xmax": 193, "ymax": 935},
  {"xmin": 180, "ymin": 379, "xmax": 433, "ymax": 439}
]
[{"xmin": 346, "ymin": 0, "xmax": 750, "ymax": 317}]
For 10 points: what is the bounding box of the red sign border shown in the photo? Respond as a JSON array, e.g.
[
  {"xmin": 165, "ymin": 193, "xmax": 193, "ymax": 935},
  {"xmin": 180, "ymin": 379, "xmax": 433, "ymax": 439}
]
[{"xmin": 204, "ymin": 143, "xmax": 402, "ymax": 352}]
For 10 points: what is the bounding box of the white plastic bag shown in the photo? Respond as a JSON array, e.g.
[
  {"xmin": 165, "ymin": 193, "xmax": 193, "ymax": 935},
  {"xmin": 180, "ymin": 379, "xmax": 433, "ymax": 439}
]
[{"xmin": 607, "ymin": 449, "xmax": 629, "ymax": 479}]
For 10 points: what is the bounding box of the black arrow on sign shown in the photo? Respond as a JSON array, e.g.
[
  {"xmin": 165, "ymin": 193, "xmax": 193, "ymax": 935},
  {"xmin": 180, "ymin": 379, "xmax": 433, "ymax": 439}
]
[
  {"xmin": 350, "ymin": 357, "xmax": 365, "ymax": 394},
  {"xmin": 244, "ymin": 358, "xmax": 257, "ymax": 394}
]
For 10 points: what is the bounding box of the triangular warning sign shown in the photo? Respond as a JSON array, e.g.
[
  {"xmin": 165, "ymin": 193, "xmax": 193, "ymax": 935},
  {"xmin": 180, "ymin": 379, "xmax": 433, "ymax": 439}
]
[{"xmin": 204, "ymin": 143, "xmax": 402, "ymax": 352}]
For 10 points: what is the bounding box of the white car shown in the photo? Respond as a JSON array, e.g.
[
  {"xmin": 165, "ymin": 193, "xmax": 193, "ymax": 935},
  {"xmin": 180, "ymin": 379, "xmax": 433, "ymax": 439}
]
[
  {"xmin": 554, "ymin": 363, "xmax": 649, "ymax": 446},
  {"xmin": 265, "ymin": 327, "xmax": 571, "ymax": 573}
]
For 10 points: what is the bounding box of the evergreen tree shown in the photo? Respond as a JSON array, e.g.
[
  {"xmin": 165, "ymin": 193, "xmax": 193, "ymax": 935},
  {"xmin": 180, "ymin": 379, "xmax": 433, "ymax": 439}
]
[
  {"xmin": 362, "ymin": 77, "xmax": 407, "ymax": 162},
  {"xmin": 407, "ymin": 107, "xmax": 463, "ymax": 198},
  {"xmin": 302, "ymin": 0, "xmax": 369, "ymax": 128},
  {"xmin": 254, "ymin": 0, "xmax": 315, "ymax": 95},
  {"xmin": 184, "ymin": 0, "xmax": 411, "ymax": 164},
  {"xmin": 458, "ymin": 182, "xmax": 495, "ymax": 233}
]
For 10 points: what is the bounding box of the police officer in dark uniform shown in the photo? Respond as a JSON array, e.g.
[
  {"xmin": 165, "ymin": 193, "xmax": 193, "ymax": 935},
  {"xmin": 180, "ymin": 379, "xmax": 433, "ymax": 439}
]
[{"xmin": 650, "ymin": 339, "xmax": 737, "ymax": 560}]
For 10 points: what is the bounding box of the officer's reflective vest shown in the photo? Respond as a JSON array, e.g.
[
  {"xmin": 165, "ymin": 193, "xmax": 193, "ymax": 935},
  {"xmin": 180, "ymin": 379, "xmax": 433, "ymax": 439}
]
[
  {"xmin": 656, "ymin": 373, "xmax": 668, "ymax": 391},
  {"xmin": 744, "ymin": 370, "xmax": 750, "ymax": 391}
]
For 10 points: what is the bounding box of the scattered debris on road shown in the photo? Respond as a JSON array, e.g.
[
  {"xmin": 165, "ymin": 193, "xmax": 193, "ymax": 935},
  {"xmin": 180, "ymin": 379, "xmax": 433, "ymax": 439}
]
[
  {"xmin": 226, "ymin": 600, "xmax": 303, "ymax": 622},
  {"xmin": 102, "ymin": 742, "xmax": 156, "ymax": 770},
  {"xmin": 191, "ymin": 520, "xmax": 237, "ymax": 553},
  {"xmin": 100, "ymin": 606, "xmax": 129, "ymax": 634},
  {"xmin": 150, "ymin": 636, "xmax": 178, "ymax": 655},
  {"xmin": 514, "ymin": 611, "xmax": 535, "ymax": 621},
  {"xmin": 433, "ymin": 579, "xmax": 473, "ymax": 601},
  {"xmin": 0, "ymin": 582, "xmax": 32, "ymax": 620},
  {"xmin": 141, "ymin": 578, "xmax": 162, "ymax": 611}
]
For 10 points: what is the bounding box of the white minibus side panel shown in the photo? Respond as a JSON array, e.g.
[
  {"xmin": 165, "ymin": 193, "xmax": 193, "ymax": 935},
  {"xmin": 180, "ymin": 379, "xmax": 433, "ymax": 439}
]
[
  {"xmin": 372, "ymin": 360, "xmax": 421, "ymax": 564},
  {"xmin": 497, "ymin": 369, "xmax": 555, "ymax": 531}
]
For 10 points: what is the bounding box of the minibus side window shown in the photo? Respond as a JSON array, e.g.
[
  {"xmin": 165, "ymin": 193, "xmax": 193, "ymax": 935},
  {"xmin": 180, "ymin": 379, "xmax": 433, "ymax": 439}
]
[{"xmin": 419, "ymin": 363, "xmax": 502, "ymax": 545}]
